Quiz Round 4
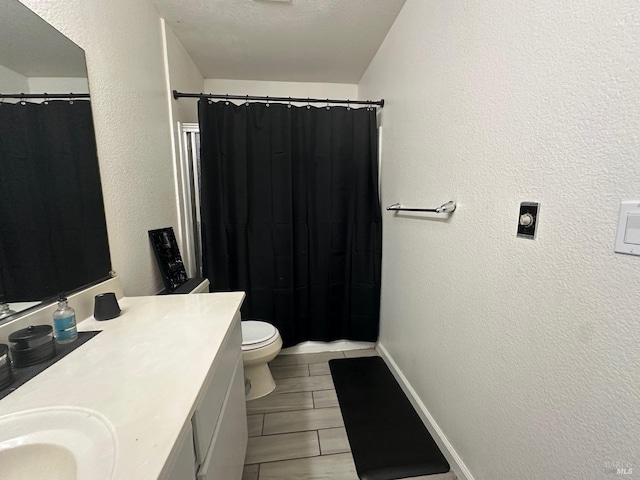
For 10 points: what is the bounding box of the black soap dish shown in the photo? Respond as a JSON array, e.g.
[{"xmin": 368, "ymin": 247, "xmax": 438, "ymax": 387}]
[
  {"xmin": 8, "ymin": 325, "xmax": 56, "ymax": 368},
  {"xmin": 0, "ymin": 330, "xmax": 101, "ymax": 400}
]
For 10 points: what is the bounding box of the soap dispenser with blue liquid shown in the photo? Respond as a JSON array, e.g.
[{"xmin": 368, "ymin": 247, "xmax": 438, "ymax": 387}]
[{"xmin": 53, "ymin": 293, "xmax": 78, "ymax": 344}]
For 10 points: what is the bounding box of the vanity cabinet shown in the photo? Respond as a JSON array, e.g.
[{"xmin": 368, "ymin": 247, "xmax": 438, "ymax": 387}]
[
  {"xmin": 0, "ymin": 289, "xmax": 247, "ymax": 480},
  {"xmin": 168, "ymin": 424, "xmax": 198, "ymax": 480},
  {"xmin": 167, "ymin": 313, "xmax": 248, "ymax": 480},
  {"xmin": 197, "ymin": 356, "xmax": 247, "ymax": 479}
]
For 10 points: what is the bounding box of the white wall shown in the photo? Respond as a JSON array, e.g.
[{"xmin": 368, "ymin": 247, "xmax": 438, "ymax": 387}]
[
  {"xmin": 203, "ymin": 78, "xmax": 358, "ymax": 105},
  {"xmin": 162, "ymin": 20, "xmax": 204, "ymax": 277},
  {"xmin": 359, "ymin": 1, "xmax": 640, "ymax": 480},
  {"xmin": 0, "ymin": 64, "xmax": 28, "ymax": 92},
  {"xmin": 164, "ymin": 24, "xmax": 203, "ymax": 125},
  {"xmin": 0, "ymin": 69, "xmax": 88, "ymax": 97},
  {"xmin": 27, "ymin": 77, "xmax": 88, "ymax": 93},
  {"xmin": 21, "ymin": 0, "xmax": 178, "ymax": 295}
]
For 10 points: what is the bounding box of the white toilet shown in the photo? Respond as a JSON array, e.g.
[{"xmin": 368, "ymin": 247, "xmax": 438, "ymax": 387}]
[{"xmin": 241, "ymin": 320, "xmax": 283, "ymax": 401}]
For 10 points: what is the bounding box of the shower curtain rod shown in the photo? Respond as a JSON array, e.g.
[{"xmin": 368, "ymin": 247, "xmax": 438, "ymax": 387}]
[
  {"xmin": 172, "ymin": 90, "xmax": 384, "ymax": 108},
  {"xmin": 0, "ymin": 93, "xmax": 90, "ymax": 99}
]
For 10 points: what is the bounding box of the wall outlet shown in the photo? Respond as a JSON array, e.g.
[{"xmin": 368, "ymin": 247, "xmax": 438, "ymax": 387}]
[{"xmin": 517, "ymin": 202, "xmax": 539, "ymax": 239}]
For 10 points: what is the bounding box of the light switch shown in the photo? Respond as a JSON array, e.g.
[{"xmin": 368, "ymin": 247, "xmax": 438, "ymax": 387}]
[
  {"xmin": 624, "ymin": 214, "xmax": 640, "ymax": 245},
  {"xmin": 614, "ymin": 201, "xmax": 640, "ymax": 256}
]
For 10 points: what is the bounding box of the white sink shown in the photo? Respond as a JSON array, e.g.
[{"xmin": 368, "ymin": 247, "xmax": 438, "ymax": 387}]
[{"xmin": 0, "ymin": 407, "xmax": 117, "ymax": 480}]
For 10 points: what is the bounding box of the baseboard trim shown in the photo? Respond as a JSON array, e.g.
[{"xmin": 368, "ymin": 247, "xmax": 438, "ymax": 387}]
[
  {"xmin": 281, "ymin": 340, "xmax": 375, "ymax": 355},
  {"xmin": 376, "ymin": 342, "xmax": 475, "ymax": 480}
]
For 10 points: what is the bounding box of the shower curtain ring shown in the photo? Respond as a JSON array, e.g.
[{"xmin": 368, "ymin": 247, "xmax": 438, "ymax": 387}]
[
  {"xmin": 287, "ymin": 97, "xmax": 292, "ymax": 108},
  {"xmin": 44, "ymin": 94, "xmax": 49, "ymax": 105},
  {"xmin": 306, "ymin": 97, "xmax": 310, "ymax": 109},
  {"xmin": 266, "ymin": 95, "xmax": 270, "ymax": 107},
  {"xmin": 347, "ymin": 99, "xmax": 351, "ymax": 110},
  {"xmin": 20, "ymin": 93, "xmax": 26, "ymax": 105},
  {"xmin": 326, "ymin": 98, "xmax": 330, "ymax": 110},
  {"xmin": 245, "ymin": 95, "xmax": 249, "ymax": 106},
  {"xmin": 69, "ymin": 93, "xmax": 74, "ymax": 104},
  {"xmin": 225, "ymin": 94, "xmax": 229, "ymax": 105}
]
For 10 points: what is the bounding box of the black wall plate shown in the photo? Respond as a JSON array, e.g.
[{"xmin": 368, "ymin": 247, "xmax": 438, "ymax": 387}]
[{"xmin": 517, "ymin": 202, "xmax": 539, "ymax": 239}]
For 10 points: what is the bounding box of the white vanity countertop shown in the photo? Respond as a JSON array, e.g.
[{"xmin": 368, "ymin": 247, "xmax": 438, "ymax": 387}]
[{"xmin": 0, "ymin": 291, "xmax": 245, "ymax": 480}]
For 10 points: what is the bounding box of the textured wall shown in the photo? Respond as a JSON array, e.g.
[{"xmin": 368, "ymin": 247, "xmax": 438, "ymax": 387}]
[
  {"xmin": 359, "ymin": 1, "xmax": 640, "ymax": 479},
  {"xmin": 21, "ymin": 0, "xmax": 178, "ymax": 295}
]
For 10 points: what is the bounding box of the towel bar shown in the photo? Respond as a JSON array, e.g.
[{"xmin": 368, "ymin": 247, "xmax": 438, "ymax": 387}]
[{"xmin": 386, "ymin": 201, "xmax": 456, "ymax": 214}]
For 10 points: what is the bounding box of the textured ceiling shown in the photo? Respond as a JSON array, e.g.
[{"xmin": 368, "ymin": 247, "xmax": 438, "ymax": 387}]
[
  {"xmin": 0, "ymin": 0, "xmax": 86, "ymax": 78},
  {"xmin": 151, "ymin": 0, "xmax": 406, "ymax": 83}
]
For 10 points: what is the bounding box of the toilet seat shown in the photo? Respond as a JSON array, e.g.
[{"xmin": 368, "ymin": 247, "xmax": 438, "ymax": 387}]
[{"xmin": 242, "ymin": 321, "xmax": 279, "ymax": 351}]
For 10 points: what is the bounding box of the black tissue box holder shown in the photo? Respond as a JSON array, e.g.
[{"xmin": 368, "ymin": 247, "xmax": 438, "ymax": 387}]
[{"xmin": 94, "ymin": 292, "xmax": 121, "ymax": 321}]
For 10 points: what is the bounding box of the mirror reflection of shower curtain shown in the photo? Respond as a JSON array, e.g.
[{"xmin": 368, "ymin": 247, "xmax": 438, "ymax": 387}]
[
  {"xmin": 0, "ymin": 101, "xmax": 111, "ymax": 301},
  {"xmin": 198, "ymin": 101, "xmax": 382, "ymax": 348}
]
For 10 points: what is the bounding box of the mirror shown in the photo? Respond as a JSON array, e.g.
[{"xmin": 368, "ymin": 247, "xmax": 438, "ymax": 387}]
[{"xmin": 0, "ymin": 1, "xmax": 111, "ymax": 321}]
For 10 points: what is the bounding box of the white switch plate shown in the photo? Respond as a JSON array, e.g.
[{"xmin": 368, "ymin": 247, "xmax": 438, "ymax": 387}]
[{"xmin": 614, "ymin": 201, "xmax": 640, "ymax": 256}]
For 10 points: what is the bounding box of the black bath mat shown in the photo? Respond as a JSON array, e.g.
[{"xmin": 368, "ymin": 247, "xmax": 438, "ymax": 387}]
[{"xmin": 329, "ymin": 356, "xmax": 450, "ymax": 480}]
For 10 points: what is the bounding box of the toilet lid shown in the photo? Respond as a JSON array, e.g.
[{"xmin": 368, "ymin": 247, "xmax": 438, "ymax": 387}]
[{"xmin": 242, "ymin": 321, "xmax": 277, "ymax": 346}]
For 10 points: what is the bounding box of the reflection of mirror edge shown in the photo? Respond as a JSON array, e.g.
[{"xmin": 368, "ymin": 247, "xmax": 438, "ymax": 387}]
[
  {"xmin": 0, "ymin": 275, "xmax": 114, "ymax": 327},
  {"xmin": 0, "ymin": 0, "xmax": 112, "ymax": 324},
  {"xmin": 0, "ymin": 277, "xmax": 123, "ymax": 346}
]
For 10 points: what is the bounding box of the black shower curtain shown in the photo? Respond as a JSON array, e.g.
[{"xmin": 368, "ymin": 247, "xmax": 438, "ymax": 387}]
[
  {"xmin": 198, "ymin": 101, "xmax": 382, "ymax": 347},
  {"xmin": 0, "ymin": 101, "xmax": 110, "ymax": 301}
]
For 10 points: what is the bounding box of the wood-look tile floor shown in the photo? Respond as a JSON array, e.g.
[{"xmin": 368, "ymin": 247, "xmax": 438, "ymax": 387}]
[{"xmin": 242, "ymin": 349, "xmax": 456, "ymax": 480}]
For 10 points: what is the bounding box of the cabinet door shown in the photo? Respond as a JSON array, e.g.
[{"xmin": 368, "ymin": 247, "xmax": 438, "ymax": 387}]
[
  {"xmin": 197, "ymin": 356, "xmax": 248, "ymax": 480},
  {"xmin": 167, "ymin": 423, "xmax": 197, "ymax": 480},
  {"xmin": 192, "ymin": 316, "xmax": 242, "ymax": 463}
]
